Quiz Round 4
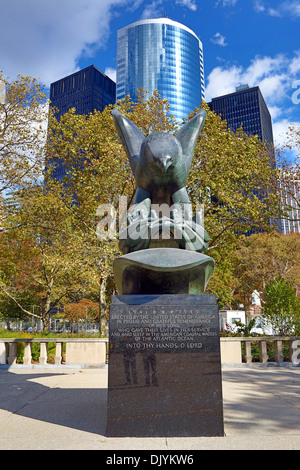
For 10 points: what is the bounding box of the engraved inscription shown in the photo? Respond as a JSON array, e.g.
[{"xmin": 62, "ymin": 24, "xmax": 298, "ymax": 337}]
[{"xmin": 110, "ymin": 306, "xmax": 218, "ymax": 352}]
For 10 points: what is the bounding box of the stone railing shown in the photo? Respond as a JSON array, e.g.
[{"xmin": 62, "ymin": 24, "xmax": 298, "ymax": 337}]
[
  {"xmin": 1, "ymin": 336, "xmax": 299, "ymax": 367},
  {"xmin": 0, "ymin": 338, "xmax": 108, "ymax": 367},
  {"xmin": 220, "ymin": 336, "xmax": 300, "ymax": 365}
]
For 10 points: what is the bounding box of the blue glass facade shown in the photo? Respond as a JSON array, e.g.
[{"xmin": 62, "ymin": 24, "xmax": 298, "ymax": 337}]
[
  {"xmin": 49, "ymin": 65, "xmax": 116, "ymax": 180},
  {"xmin": 117, "ymin": 19, "xmax": 205, "ymax": 121}
]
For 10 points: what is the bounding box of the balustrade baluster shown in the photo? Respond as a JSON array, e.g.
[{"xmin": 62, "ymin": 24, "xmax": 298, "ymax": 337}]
[
  {"xmin": 244, "ymin": 340, "xmax": 252, "ymax": 363},
  {"xmin": 274, "ymin": 340, "xmax": 283, "ymax": 363},
  {"xmin": 23, "ymin": 342, "xmax": 32, "ymax": 365},
  {"xmin": 39, "ymin": 342, "xmax": 48, "ymax": 365},
  {"xmin": 55, "ymin": 342, "xmax": 62, "ymax": 365},
  {"xmin": 0, "ymin": 342, "xmax": 6, "ymax": 364},
  {"xmin": 8, "ymin": 342, "xmax": 17, "ymax": 365},
  {"xmin": 259, "ymin": 340, "xmax": 268, "ymax": 363}
]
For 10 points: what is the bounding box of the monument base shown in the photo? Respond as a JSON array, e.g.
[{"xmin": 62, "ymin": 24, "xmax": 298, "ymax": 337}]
[
  {"xmin": 113, "ymin": 248, "xmax": 215, "ymax": 295},
  {"xmin": 107, "ymin": 294, "xmax": 224, "ymax": 438}
]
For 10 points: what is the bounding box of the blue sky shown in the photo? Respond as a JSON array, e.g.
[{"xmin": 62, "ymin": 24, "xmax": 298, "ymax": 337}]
[{"xmin": 1, "ymin": 0, "xmax": 300, "ymax": 150}]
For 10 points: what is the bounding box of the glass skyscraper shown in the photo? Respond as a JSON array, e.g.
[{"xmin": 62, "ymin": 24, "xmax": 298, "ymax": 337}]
[{"xmin": 116, "ymin": 18, "xmax": 205, "ymax": 121}]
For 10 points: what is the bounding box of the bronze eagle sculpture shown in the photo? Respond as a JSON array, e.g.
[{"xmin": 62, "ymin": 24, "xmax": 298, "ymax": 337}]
[{"xmin": 111, "ymin": 108, "xmax": 209, "ymax": 254}]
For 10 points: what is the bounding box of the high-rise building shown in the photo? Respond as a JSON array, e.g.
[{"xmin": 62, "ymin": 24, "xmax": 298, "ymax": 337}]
[
  {"xmin": 278, "ymin": 172, "xmax": 300, "ymax": 234},
  {"xmin": 50, "ymin": 65, "xmax": 116, "ymax": 120},
  {"xmin": 49, "ymin": 65, "xmax": 116, "ymax": 180},
  {"xmin": 208, "ymin": 85, "xmax": 274, "ymax": 146},
  {"xmin": 208, "ymin": 85, "xmax": 276, "ymax": 236},
  {"xmin": 116, "ymin": 18, "xmax": 205, "ymax": 121}
]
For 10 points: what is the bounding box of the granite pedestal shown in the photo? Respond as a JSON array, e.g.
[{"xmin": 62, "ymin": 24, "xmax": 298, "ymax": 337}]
[{"xmin": 107, "ymin": 294, "xmax": 224, "ymax": 437}]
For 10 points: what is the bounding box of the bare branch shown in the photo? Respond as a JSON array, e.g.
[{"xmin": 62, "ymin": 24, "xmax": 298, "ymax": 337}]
[{"xmin": 0, "ymin": 285, "xmax": 42, "ymax": 319}]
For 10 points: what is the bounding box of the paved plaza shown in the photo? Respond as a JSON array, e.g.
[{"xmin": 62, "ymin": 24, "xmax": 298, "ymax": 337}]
[{"xmin": 0, "ymin": 365, "xmax": 299, "ymax": 450}]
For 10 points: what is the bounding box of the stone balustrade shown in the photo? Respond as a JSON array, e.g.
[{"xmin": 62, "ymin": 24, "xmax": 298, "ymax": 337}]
[
  {"xmin": 0, "ymin": 338, "xmax": 108, "ymax": 367},
  {"xmin": 1, "ymin": 336, "xmax": 300, "ymax": 367},
  {"xmin": 220, "ymin": 336, "xmax": 300, "ymax": 365}
]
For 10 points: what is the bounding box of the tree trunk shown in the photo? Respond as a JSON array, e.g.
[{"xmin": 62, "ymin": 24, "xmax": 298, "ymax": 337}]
[
  {"xmin": 41, "ymin": 293, "xmax": 52, "ymax": 331},
  {"xmin": 41, "ymin": 315, "xmax": 50, "ymax": 332}
]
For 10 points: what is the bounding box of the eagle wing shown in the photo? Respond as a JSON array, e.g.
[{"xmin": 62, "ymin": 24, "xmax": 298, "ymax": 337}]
[
  {"xmin": 111, "ymin": 109, "xmax": 145, "ymax": 175},
  {"xmin": 175, "ymin": 109, "xmax": 206, "ymax": 175}
]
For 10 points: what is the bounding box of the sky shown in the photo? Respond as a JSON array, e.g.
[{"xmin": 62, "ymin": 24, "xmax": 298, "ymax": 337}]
[{"xmin": 1, "ymin": 0, "xmax": 300, "ymax": 151}]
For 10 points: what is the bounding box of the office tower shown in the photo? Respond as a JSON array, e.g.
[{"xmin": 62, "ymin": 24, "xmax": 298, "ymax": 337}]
[
  {"xmin": 116, "ymin": 18, "xmax": 205, "ymax": 121},
  {"xmin": 208, "ymin": 85, "xmax": 276, "ymax": 236},
  {"xmin": 49, "ymin": 65, "xmax": 116, "ymax": 180},
  {"xmin": 208, "ymin": 85, "xmax": 274, "ymax": 146},
  {"xmin": 50, "ymin": 65, "xmax": 116, "ymax": 120},
  {"xmin": 278, "ymin": 172, "xmax": 300, "ymax": 234}
]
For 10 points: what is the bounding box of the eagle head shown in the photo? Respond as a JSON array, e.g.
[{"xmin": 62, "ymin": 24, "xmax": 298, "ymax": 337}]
[{"xmin": 140, "ymin": 132, "xmax": 182, "ymax": 174}]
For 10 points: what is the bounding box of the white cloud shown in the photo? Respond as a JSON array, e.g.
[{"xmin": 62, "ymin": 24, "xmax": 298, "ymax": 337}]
[
  {"xmin": 205, "ymin": 65, "xmax": 243, "ymax": 99},
  {"xmin": 127, "ymin": 0, "xmax": 145, "ymax": 10},
  {"xmin": 0, "ymin": 0, "xmax": 135, "ymax": 86},
  {"xmin": 272, "ymin": 119, "xmax": 290, "ymax": 146},
  {"xmin": 283, "ymin": 1, "xmax": 300, "ymax": 16},
  {"xmin": 268, "ymin": 7, "xmax": 282, "ymax": 17},
  {"xmin": 244, "ymin": 55, "xmax": 286, "ymax": 83},
  {"xmin": 210, "ymin": 32, "xmax": 228, "ymax": 47},
  {"xmin": 253, "ymin": 1, "xmax": 265, "ymax": 13},
  {"xmin": 259, "ymin": 74, "xmax": 290, "ymax": 101},
  {"xmin": 142, "ymin": 0, "xmax": 198, "ymax": 18},
  {"xmin": 140, "ymin": 0, "xmax": 164, "ymax": 19},
  {"xmin": 205, "ymin": 54, "xmax": 292, "ymax": 103},
  {"xmin": 215, "ymin": 0, "xmax": 238, "ymax": 7},
  {"xmin": 254, "ymin": 1, "xmax": 300, "ymax": 17},
  {"xmin": 289, "ymin": 51, "xmax": 300, "ymax": 75},
  {"xmin": 205, "ymin": 53, "xmax": 300, "ymax": 148},
  {"xmin": 105, "ymin": 67, "xmax": 117, "ymax": 82},
  {"xmin": 268, "ymin": 106, "xmax": 282, "ymax": 120},
  {"xmin": 271, "ymin": 119, "xmax": 300, "ymax": 148},
  {"xmin": 175, "ymin": 0, "xmax": 198, "ymax": 11}
]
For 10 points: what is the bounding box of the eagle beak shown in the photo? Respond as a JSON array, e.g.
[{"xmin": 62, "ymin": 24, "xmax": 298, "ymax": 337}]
[{"xmin": 160, "ymin": 157, "xmax": 171, "ymax": 173}]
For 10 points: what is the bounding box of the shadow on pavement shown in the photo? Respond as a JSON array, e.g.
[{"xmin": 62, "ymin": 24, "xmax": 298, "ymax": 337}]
[
  {"xmin": 0, "ymin": 370, "xmax": 107, "ymax": 436},
  {"xmin": 1, "ymin": 367, "xmax": 300, "ymax": 439},
  {"xmin": 222, "ymin": 368, "xmax": 300, "ymax": 435}
]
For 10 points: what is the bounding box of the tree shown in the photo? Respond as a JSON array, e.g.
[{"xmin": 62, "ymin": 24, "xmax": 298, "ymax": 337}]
[
  {"xmin": 262, "ymin": 277, "xmax": 300, "ymax": 336},
  {"xmin": 206, "ymin": 253, "xmax": 238, "ymax": 309},
  {"xmin": 233, "ymin": 232, "xmax": 300, "ymax": 308},
  {"xmin": 189, "ymin": 102, "xmax": 282, "ymax": 251},
  {"xmin": 0, "ymin": 181, "xmax": 99, "ymax": 330},
  {"xmin": 46, "ymin": 89, "xmax": 176, "ymax": 331},
  {"xmin": 285, "ymin": 122, "xmax": 300, "ymax": 160},
  {"xmin": 45, "ymin": 92, "xmax": 283, "ymax": 311},
  {"xmin": 62, "ymin": 299, "xmax": 100, "ymax": 323},
  {"xmin": 187, "ymin": 102, "xmax": 282, "ymax": 306},
  {"xmin": 0, "ymin": 84, "xmax": 284, "ymax": 326},
  {"xmin": 0, "ymin": 231, "xmax": 44, "ymax": 325},
  {"xmin": 0, "ymin": 72, "xmax": 48, "ymax": 197},
  {"xmin": 275, "ymin": 123, "xmax": 300, "ymax": 231}
]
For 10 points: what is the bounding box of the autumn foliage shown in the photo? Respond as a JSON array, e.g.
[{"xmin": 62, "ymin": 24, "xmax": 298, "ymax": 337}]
[{"xmin": 0, "ymin": 73, "xmax": 297, "ymax": 331}]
